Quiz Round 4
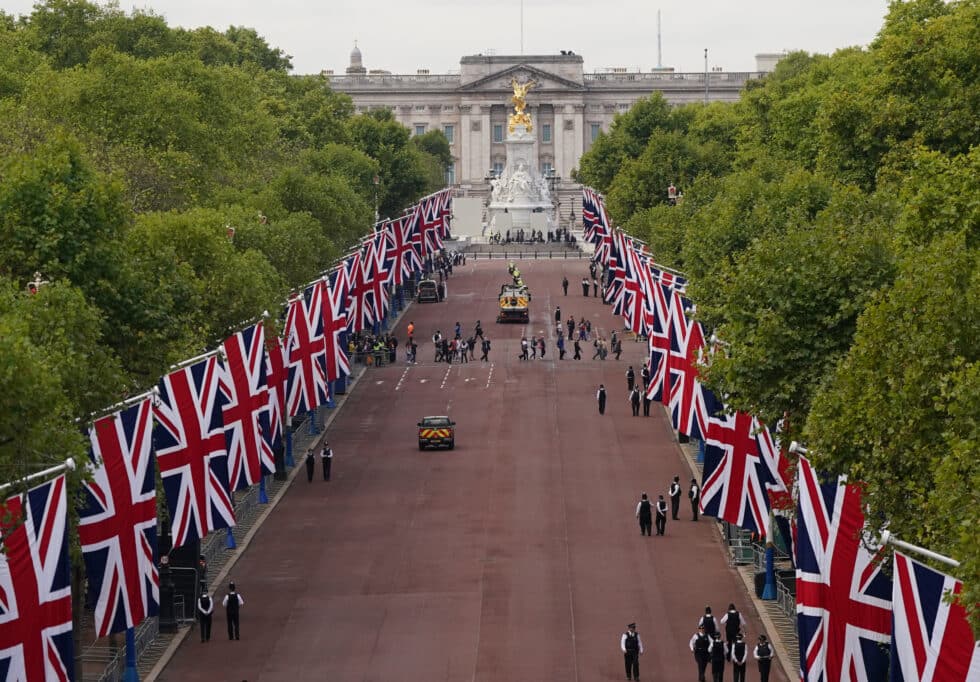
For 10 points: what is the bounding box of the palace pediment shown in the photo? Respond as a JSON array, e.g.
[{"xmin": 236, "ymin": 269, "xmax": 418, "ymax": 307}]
[{"xmin": 458, "ymin": 63, "xmax": 585, "ymax": 93}]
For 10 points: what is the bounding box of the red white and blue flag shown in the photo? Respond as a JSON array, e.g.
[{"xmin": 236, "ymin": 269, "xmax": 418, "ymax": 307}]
[
  {"xmin": 437, "ymin": 188, "xmax": 453, "ymax": 238},
  {"xmin": 361, "ymin": 231, "xmax": 391, "ymax": 325},
  {"xmin": 700, "ymin": 412, "xmax": 786, "ymax": 537},
  {"xmin": 344, "ymin": 250, "xmax": 371, "ymax": 334},
  {"xmin": 284, "ymin": 283, "xmax": 329, "ymax": 415},
  {"xmin": 322, "ymin": 270, "xmax": 351, "ymax": 382},
  {"xmin": 0, "ymin": 474, "xmax": 74, "ymax": 682},
  {"xmin": 667, "ymin": 316, "xmax": 711, "ymax": 440},
  {"xmin": 384, "ymin": 214, "xmax": 422, "ymax": 286},
  {"xmin": 220, "ymin": 323, "xmax": 275, "ymax": 491},
  {"xmin": 645, "ymin": 282, "xmax": 673, "ymax": 402},
  {"xmin": 795, "ymin": 455, "xmax": 891, "ymax": 681},
  {"xmin": 265, "ymin": 336, "xmax": 287, "ymax": 453},
  {"xmin": 155, "ymin": 356, "xmax": 236, "ymax": 549},
  {"xmin": 420, "ymin": 195, "xmax": 445, "ymax": 257},
  {"xmin": 890, "ymin": 552, "xmax": 980, "ymax": 682},
  {"xmin": 79, "ymin": 400, "xmax": 159, "ymax": 637}
]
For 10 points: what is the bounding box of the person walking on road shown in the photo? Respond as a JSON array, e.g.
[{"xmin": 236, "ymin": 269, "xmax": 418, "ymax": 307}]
[
  {"xmin": 721, "ymin": 604, "xmax": 745, "ymax": 659},
  {"xmin": 567, "ymin": 316, "xmax": 575, "ymax": 338},
  {"xmin": 480, "ymin": 337, "xmax": 491, "ymax": 362},
  {"xmin": 320, "ymin": 442, "xmax": 333, "ymax": 481},
  {"xmin": 555, "ymin": 306, "xmax": 561, "ymax": 325},
  {"xmin": 690, "ymin": 478, "xmax": 701, "ymax": 521},
  {"xmin": 642, "ymin": 390, "xmax": 652, "ymax": 416},
  {"xmin": 699, "ymin": 606, "xmax": 718, "ymax": 638},
  {"xmin": 573, "ymin": 338, "xmax": 582, "ymax": 360},
  {"xmin": 223, "ymin": 582, "xmax": 244, "ymax": 640},
  {"xmin": 730, "ymin": 633, "xmax": 748, "ymax": 682},
  {"xmin": 557, "ymin": 335, "xmax": 566, "ymax": 360},
  {"xmin": 592, "ymin": 277, "xmax": 599, "ymax": 297},
  {"xmin": 641, "ymin": 365, "xmax": 650, "ymax": 390},
  {"xmin": 655, "ymin": 495, "xmax": 668, "ymax": 535},
  {"xmin": 709, "ymin": 632, "xmax": 727, "ymax": 682},
  {"xmin": 304, "ymin": 449, "xmax": 315, "ymax": 482},
  {"xmin": 636, "ymin": 493, "xmax": 653, "ymax": 537},
  {"xmin": 562, "ymin": 276, "xmax": 569, "ymax": 295},
  {"xmin": 197, "ymin": 590, "xmax": 213, "ymax": 642},
  {"xmin": 629, "ymin": 386, "xmax": 641, "ymax": 416},
  {"xmin": 690, "ymin": 626, "xmax": 711, "ymax": 682},
  {"xmin": 669, "ymin": 476, "xmax": 681, "ymax": 520},
  {"xmin": 597, "ymin": 384, "xmax": 607, "ymax": 414},
  {"xmin": 753, "ymin": 635, "xmax": 773, "ymax": 682},
  {"xmin": 582, "ymin": 277, "xmax": 590, "ymax": 296},
  {"xmin": 626, "ymin": 366, "xmax": 636, "ymax": 391},
  {"xmin": 621, "ymin": 622, "xmax": 644, "ymax": 681}
]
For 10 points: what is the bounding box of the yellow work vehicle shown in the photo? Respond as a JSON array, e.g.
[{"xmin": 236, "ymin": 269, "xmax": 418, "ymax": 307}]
[
  {"xmin": 418, "ymin": 416, "xmax": 455, "ymax": 450},
  {"xmin": 497, "ymin": 283, "xmax": 530, "ymax": 323}
]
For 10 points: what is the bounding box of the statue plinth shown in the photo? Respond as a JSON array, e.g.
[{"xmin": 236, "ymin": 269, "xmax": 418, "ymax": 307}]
[{"xmin": 487, "ymin": 124, "xmax": 554, "ymax": 231}]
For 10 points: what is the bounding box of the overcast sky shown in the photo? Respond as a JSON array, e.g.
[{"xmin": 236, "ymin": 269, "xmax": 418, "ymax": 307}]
[{"xmin": 2, "ymin": 0, "xmax": 892, "ymax": 74}]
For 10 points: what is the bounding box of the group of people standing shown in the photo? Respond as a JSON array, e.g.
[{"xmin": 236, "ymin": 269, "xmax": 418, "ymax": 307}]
[
  {"xmin": 634, "ymin": 476, "xmax": 701, "ymax": 537},
  {"xmin": 621, "ymin": 605, "xmax": 774, "ymax": 682},
  {"xmin": 197, "ymin": 582, "xmax": 245, "ymax": 643},
  {"xmin": 427, "ymin": 320, "xmax": 492, "ymax": 364}
]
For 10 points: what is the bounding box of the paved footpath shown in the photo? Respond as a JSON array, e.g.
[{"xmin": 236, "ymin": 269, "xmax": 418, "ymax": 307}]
[{"xmin": 157, "ymin": 259, "xmax": 788, "ymax": 682}]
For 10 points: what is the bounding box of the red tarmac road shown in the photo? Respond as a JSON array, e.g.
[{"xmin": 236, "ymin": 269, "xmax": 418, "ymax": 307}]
[{"xmin": 159, "ymin": 259, "xmax": 787, "ymax": 682}]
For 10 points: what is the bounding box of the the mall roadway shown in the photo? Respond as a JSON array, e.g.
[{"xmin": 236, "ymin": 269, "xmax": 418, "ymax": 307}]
[{"xmin": 158, "ymin": 258, "xmax": 787, "ymax": 682}]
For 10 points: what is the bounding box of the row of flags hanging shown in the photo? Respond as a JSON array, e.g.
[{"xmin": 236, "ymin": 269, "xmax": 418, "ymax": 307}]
[
  {"xmin": 581, "ymin": 186, "xmax": 979, "ymax": 681},
  {"xmin": 0, "ymin": 189, "xmax": 453, "ymax": 680}
]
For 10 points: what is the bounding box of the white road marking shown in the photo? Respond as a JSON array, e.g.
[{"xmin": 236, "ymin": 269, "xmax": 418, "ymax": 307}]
[
  {"xmin": 419, "ymin": 379, "xmax": 428, "ymax": 384},
  {"xmin": 485, "ymin": 363, "xmax": 495, "ymax": 389},
  {"xmin": 375, "ymin": 380, "xmax": 384, "ymax": 385},
  {"xmin": 440, "ymin": 365, "xmax": 453, "ymax": 389},
  {"xmin": 394, "ymin": 367, "xmax": 411, "ymax": 391}
]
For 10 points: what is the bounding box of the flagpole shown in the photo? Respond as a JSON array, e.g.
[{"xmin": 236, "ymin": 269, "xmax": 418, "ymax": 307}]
[
  {"xmin": 170, "ymin": 348, "xmax": 223, "ymax": 371},
  {"xmin": 80, "ymin": 386, "xmax": 160, "ymax": 424},
  {"xmin": 0, "ymin": 458, "xmax": 76, "ymax": 494},
  {"xmin": 881, "ymin": 531, "xmax": 960, "ymax": 568}
]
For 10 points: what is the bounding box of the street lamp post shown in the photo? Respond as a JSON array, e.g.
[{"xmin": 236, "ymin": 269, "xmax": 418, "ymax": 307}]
[{"xmin": 373, "ymin": 175, "xmax": 380, "ymax": 223}]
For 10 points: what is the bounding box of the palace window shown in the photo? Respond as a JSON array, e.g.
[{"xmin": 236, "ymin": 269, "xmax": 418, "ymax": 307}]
[
  {"xmin": 445, "ymin": 162, "xmax": 456, "ymax": 186},
  {"xmin": 590, "ymin": 123, "xmax": 601, "ymax": 142},
  {"xmin": 415, "ymin": 124, "xmax": 427, "ymax": 136},
  {"xmin": 443, "ymin": 125, "xmax": 455, "ymax": 144},
  {"xmin": 492, "ymin": 161, "xmax": 504, "ymax": 177},
  {"xmin": 541, "ymin": 124, "xmax": 552, "ymax": 143},
  {"xmin": 541, "ymin": 162, "xmax": 554, "ymax": 176},
  {"xmin": 493, "ymin": 124, "xmax": 504, "ymax": 143}
]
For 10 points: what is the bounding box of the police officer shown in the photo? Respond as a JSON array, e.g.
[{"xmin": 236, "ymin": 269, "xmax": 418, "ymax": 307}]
[
  {"xmin": 320, "ymin": 442, "xmax": 333, "ymax": 481},
  {"xmin": 629, "ymin": 387, "xmax": 641, "ymax": 416},
  {"xmin": 597, "ymin": 384, "xmax": 607, "ymax": 414},
  {"xmin": 562, "ymin": 276, "xmax": 569, "ymax": 295},
  {"xmin": 223, "ymin": 581, "xmax": 244, "ymax": 640},
  {"xmin": 640, "ymin": 365, "xmax": 650, "ymax": 389},
  {"xmin": 689, "ymin": 625, "xmax": 711, "ymax": 682},
  {"xmin": 730, "ymin": 632, "xmax": 748, "ymax": 682},
  {"xmin": 626, "ymin": 366, "xmax": 636, "ymax": 391},
  {"xmin": 635, "ymin": 493, "xmax": 652, "ymax": 537},
  {"xmin": 555, "ymin": 305, "xmax": 561, "ymax": 324},
  {"xmin": 304, "ymin": 448, "xmax": 315, "ymax": 483},
  {"xmin": 197, "ymin": 589, "xmax": 213, "ymax": 642},
  {"xmin": 709, "ymin": 632, "xmax": 727, "ymax": 682},
  {"xmin": 669, "ymin": 476, "xmax": 682, "ymax": 520},
  {"xmin": 620, "ymin": 622, "xmax": 643, "ymax": 681},
  {"xmin": 689, "ymin": 478, "xmax": 701, "ymax": 521},
  {"xmin": 753, "ymin": 635, "xmax": 774, "ymax": 682},
  {"xmin": 655, "ymin": 495, "xmax": 668, "ymax": 536},
  {"xmin": 698, "ymin": 606, "xmax": 718, "ymax": 637},
  {"xmin": 720, "ymin": 603, "xmax": 745, "ymax": 659}
]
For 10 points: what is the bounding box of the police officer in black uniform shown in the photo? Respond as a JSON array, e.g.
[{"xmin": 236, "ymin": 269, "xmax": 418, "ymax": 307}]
[
  {"xmin": 689, "ymin": 625, "xmax": 711, "ymax": 682},
  {"xmin": 730, "ymin": 632, "xmax": 748, "ymax": 682},
  {"xmin": 597, "ymin": 384, "xmax": 607, "ymax": 414},
  {"xmin": 689, "ymin": 478, "xmax": 701, "ymax": 520},
  {"xmin": 635, "ymin": 493, "xmax": 652, "ymax": 537},
  {"xmin": 721, "ymin": 603, "xmax": 745, "ymax": 660},
  {"xmin": 197, "ymin": 589, "xmax": 213, "ymax": 642},
  {"xmin": 620, "ymin": 622, "xmax": 643, "ymax": 680},
  {"xmin": 222, "ymin": 581, "xmax": 244, "ymax": 640},
  {"xmin": 655, "ymin": 495, "xmax": 668, "ymax": 535},
  {"xmin": 709, "ymin": 632, "xmax": 727, "ymax": 682},
  {"xmin": 669, "ymin": 476, "xmax": 682, "ymax": 520},
  {"xmin": 753, "ymin": 635, "xmax": 774, "ymax": 682},
  {"xmin": 626, "ymin": 366, "xmax": 636, "ymax": 391}
]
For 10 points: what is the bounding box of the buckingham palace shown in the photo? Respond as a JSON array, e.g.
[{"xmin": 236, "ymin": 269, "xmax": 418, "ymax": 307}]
[{"xmin": 327, "ymin": 48, "xmax": 780, "ymax": 213}]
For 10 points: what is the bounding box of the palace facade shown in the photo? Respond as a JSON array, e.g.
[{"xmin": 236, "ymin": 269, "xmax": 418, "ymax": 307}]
[{"xmin": 327, "ymin": 49, "xmax": 778, "ymax": 200}]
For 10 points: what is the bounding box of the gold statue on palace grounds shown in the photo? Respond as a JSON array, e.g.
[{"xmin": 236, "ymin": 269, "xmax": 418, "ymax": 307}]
[{"xmin": 508, "ymin": 77, "xmax": 537, "ymax": 133}]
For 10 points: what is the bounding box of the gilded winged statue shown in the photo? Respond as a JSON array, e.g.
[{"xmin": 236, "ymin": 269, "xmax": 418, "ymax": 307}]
[{"xmin": 508, "ymin": 77, "xmax": 537, "ymax": 133}]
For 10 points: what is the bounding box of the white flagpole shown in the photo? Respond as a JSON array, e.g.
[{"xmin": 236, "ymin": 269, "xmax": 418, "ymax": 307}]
[
  {"xmin": 882, "ymin": 531, "xmax": 960, "ymax": 568},
  {"xmin": 0, "ymin": 458, "xmax": 76, "ymax": 494}
]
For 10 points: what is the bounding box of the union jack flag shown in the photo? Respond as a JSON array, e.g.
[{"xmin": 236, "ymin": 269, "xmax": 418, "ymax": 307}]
[
  {"xmin": 79, "ymin": 400, "xmax": 158, "ymax": 637},
  {"xmin": 343, "ymin": 250, "xmax": 371, "ymax": 334},
  {"xmin": 362, "ymin": 230, "xmax": 391, "ymax": 324},
  {"xmin": 384, "ymin": 214, "xmax": 422, "ymax": 286},
  {"xmin": 700, "ymin": 412, "xmax": 786, "ymax": 536},
  {"xmin": 437, "ymin": 188, "xmax": 453, "ymax": 238},
  {"xmin": 0, "ymin": 474, "xmax": 73, "ymax": 682},
  {"xmin": 667, "ymin": 315, "xmax": 710, "ymax": 439},
  {"xmin": 220, "ymin": 323, "xmax": 274, "ymax": 491},
  {"xmin": 581, "ymin": 187, "xmax": 600, "ymax": 243},
  {"xmin": 322, "ymin": 269, "xmax": 351, "ymax": 382},
  {"xmin": 284, "ymin": 283, "xmax": 329, "ymax": 415},
  {"xmin": 265, "ymin": 336, "xmax": 286, "ymax": 453},
  {"xmin": 645, "ymin": 282, "xmax": 673, "ymax": 402},
  {"xmin": 650, "ymin": 265, "xmax": 688, "ymax": 292},
  {"xmin": 620, "ymin": 237, "xmax": 650, "ymax": 335},
  {"xmin": 795, "ymin": 455, "xmax": 891, "ymax": 681},
  {"xmin": 891, "ymin": 552, "xmax": 980, "ymax": 682},
  {"xmin": 420, "ymin": 196, "xmax": 444, "ymax": 256},
  {"xmin": 155, "ymin": 356, "xmax": 236, "ymax": 549}
]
